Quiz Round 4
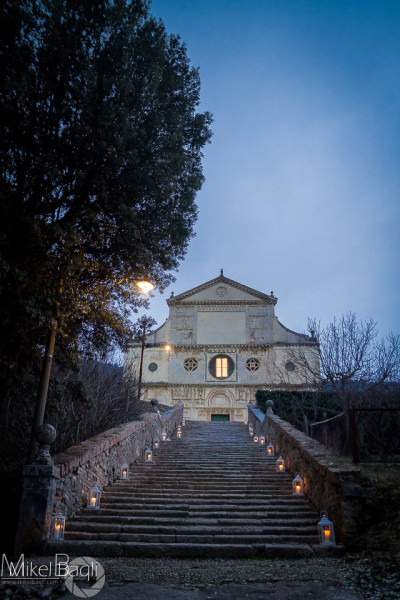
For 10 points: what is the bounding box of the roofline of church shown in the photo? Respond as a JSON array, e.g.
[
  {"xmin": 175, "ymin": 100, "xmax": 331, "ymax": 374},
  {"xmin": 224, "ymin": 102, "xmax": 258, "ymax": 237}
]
[
  {"xmin": 126, "ymin": 340, "xmax": 317, "ymax": 349},
  {"xmin": 166, "ymin": 271, "xmax": 277, "ymax": 306}
]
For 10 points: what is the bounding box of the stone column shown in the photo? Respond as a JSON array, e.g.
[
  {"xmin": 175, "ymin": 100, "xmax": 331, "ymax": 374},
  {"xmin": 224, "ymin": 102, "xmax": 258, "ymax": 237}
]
[{"xmin": 14, "ymin": 424, "xmax": 58, "ymax": 554}]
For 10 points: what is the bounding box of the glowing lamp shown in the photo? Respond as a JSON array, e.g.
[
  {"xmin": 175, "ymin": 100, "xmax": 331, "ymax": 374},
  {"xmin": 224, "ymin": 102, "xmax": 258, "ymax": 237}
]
[
  {"xmin": 267, "ymin": 443, "xmax": 275, "ymax": 456},
  {"xmin": 177, "ymin": 425, "xmax": 182, "ymax": 431},
  {"xmin": 50, "ymin": 513, "xmax": 66, "ymax": 540},
  {"xmin": 292, "ymin": 474, "xmax": 304, "ymax": 495},
  {"xmin": 121, "ymin": 464, "xmax": 129, "ymax": 480},
  {"xmin": 136, "ymin": 280, "xmax": 155, "ymax": 294},
  {"xmin": 145, "ymin": 448, "xmax": 153, "ymax": 462},
  {"xmin": 177, "ymin": 430, "xmax": 182, "ymax": 438},
  {"xmin": 276, "ymin": 456, "xmax": 285, "ymax": 472},
  {"xmin": 165, "ymin": 344, "xmax": 171, "ymax": 352},
  {"xmin": 318, "ymin": 513, "xmax": 336, "ymax": 546},
  {"xmin": 182, "ymin": 420, "xmax": 186, "ymax": 426},
  {"xmin": 153, "ymin": 437, "xmax": 160, "ymax": 448},
  {"xmin": 253, "ymin": 436, "xmax": 259, "ymax": 443},
  {"xmin": 161, "ymin": 432, "xmax": 167, "ymax": 441},
  {"xmin": 259, "ymin": 436, "xmax": 265, "ymax": 445},
  {"xmin": 244, "ymin": 419, "xmax": 248, "ymax": 425},
  {"xmin": 87, "ymin": 485, "xmax": 101, "ymax": 509}
]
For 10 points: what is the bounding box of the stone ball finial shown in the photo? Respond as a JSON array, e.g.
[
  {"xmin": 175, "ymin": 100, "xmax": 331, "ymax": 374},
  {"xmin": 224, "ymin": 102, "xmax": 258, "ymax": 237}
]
[
  {"xmin": 150, "ymin": 398, "xmax": 159, "ymax": 413},
  {"xmin": 266, "ymin": 399, "xmax": 274, "ymax": 414},
  {"xmin": 35, "ymin": 423, "xmax": 56, "ymax": 446}
]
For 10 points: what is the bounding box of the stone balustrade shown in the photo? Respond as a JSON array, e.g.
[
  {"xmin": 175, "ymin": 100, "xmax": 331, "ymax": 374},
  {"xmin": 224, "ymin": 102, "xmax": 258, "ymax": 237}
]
[
  {"xmin": 53, "ymin": 402, "xmax": 183, "ymax": 518},
  {"xmin": 248, "ymin": 401, "xmax": 365, "ymax": 544},
  {"xmin": 15, "ymin": 402, "xmax": 183, "ymax": 553}
]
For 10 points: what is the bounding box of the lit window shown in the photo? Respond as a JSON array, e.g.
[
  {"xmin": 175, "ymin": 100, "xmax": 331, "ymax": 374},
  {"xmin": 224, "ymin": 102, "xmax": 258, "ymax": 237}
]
[
  {"xmin": 216, "ymin": 357, "xmax": 228, "ymax": 378},
  {"xmin": 209, "ymin": 354, "xmax": 234, "ymax": 379}
]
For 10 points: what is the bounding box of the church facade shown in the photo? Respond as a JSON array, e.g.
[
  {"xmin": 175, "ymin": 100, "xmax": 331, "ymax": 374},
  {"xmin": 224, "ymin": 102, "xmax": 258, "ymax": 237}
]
[{"xmin": 125, "ymin": 272, "xmax": 319, "ymax": 422}]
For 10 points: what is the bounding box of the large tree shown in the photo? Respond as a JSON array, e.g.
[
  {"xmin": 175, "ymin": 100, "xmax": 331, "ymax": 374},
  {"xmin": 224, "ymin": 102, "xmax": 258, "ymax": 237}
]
[
  {"xmin": 0, "ymin": 0, "xmax": 212, "ymax": 380},
  {"xmin": 287, "ymin": 313, "xmax": 400, "ymax": 409}
]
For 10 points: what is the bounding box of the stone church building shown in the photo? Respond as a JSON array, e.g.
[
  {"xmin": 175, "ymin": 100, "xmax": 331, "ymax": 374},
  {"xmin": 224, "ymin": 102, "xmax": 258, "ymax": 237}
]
[{"xmin": 125, "ymin": 271, "xmax": 319, "ymax": 422}]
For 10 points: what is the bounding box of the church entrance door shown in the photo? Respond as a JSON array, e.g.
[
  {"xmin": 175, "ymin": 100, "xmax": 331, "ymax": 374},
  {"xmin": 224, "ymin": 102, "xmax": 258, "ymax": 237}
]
[{"xmin": 211, "ymin": 414, "xmax": 230, "ymax": 422}]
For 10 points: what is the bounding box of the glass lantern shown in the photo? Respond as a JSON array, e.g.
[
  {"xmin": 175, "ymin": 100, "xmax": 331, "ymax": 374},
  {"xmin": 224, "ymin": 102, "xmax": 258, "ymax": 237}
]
[
  {"xmin": 259, "ymin": 436, "xmax": 265, "ymax": 445},
  {"xmin": 87, "ymin": 485, "xmax": 101, "ymax": 509},
  {"xmin": 161, "ymin": 431, "xmax": 167, "ymax": 441},
  {"xmin": 267, "ymin": 443, "xmax": 275, "ymax": 456},
  {"xmin": 145, "ymin": 448, "xmax": 153, "ymax": 462},
  {"xmin": 153, "ymin": 437, "xmax": 160, "ymax": 449},
  {"xmin": 253, "ymin": 436, "xmax": 259, "ymax": 443},
  {"xmin": 166, "ymin": 436, "xmax": 171, "ymax": 442},
  {"xmin": 50, "ymin": 513, "xmax": 66, "ymax": 540},
  {"xmin": 318, "ymin": 513, "xmax": 336, "ymax": 546},
  {"xmin": 276, "ymin": 456, "xmax": 285, "ymax": 472},
  {"xmin": 182, "ymin": 420, "xmax": 186, "ymax": 426},
  {"xmin": 177, "ymin": 429, "xmax": 182, "ymax": 438},
  {"xmin": 292, "ymin": 474, "xmax": 304, "ymax": 495},
  {"xmin": 244, "ymin": 419, "xmax": 248, "ymax": 425},
  {"xmin": 121, "ymin": 464, "xmax": 129, "ymax": 480}
]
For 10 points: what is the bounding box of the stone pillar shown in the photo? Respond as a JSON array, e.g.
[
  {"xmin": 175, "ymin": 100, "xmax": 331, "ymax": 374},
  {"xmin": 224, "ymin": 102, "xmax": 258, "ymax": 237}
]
[{"xmin": 14, "ymin": 424, "xmax": 57, "ymax": 554}]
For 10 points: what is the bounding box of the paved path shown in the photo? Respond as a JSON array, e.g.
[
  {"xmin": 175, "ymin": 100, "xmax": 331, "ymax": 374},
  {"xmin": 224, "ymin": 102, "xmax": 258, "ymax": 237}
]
[{"xmin": 61, "ymin": 580, "xmax": 362, "ymax": 600}]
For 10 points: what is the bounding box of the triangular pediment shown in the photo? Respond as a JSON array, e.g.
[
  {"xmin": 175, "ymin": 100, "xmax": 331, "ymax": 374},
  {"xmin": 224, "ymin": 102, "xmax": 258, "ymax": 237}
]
[{"xmin": 167, "ymin": 273, "xmax": 277, "ymax": 305}]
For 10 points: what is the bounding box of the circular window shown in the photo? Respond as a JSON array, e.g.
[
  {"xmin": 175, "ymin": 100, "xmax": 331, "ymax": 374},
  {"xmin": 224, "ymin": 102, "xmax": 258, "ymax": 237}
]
[
  {"xmin": 184, "ymin": 358, "xmax": 198, "ymax": 372},
  {"xmin": 246, "ymin": 358, "xmax": 260, "ymax": 372},
  {"xmin": 285, "ymin": 361, "xmax": 296, "ymax": 372},
  {"xmin": 148, "ymin": 362, "xmax": 158, "ymax": 372},
  {"xmin": 209, "ymin": 354, "xmax": 235, "ymax": 379}
]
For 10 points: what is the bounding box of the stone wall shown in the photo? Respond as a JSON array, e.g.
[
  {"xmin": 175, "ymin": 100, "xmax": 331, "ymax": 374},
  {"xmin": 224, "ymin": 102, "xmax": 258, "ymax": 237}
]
[
  {"xmin": 53, "ymin": 402, "xmax": 183, "ymax": 518},
  {"xmin": 248, "ymin": 402, "xmax": 364, "ymax": 544}
]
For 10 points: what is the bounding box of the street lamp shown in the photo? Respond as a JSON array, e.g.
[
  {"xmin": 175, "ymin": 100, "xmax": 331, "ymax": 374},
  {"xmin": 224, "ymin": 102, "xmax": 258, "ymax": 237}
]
[{"xmin": 136, "ymin": 281, "xmax": 155, "ymax": 402}]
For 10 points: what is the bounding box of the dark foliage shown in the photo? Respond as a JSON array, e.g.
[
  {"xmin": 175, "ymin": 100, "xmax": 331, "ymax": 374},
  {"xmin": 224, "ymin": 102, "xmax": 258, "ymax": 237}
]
[
  {"xmin": 255, "ymin": 389, "xmax": 341, "ymax": 432},
  {"xmin": 0, "ymin": 0, "xmax": 212, "ymax": 388}
]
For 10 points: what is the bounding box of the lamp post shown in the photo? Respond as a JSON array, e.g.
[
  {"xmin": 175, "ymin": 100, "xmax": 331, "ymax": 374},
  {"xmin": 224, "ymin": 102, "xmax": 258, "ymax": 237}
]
[{"xmin": 27, "ymin": 279, "xmax": 154, "ymax": 461}]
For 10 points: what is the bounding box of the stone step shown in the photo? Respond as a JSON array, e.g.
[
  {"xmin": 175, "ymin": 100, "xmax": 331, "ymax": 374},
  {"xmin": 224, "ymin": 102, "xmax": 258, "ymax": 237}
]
[
  {"xmin": 75, "ymin": 511, "xmax": 318, "ymax": 527},
  {"xmin": 47, "ymin": 539, "xmax": 318, "ymax": 558},
  {"xmin": 83, "ymin": 509, "xmax": 317, "ymax": 520},
  {"xmin": 47, "ymin": 422, "xmax": 330, "ymax": 558},
  {"xmin": 64, "ymin": 531, "xmax": 319, "ymax": 544},
  {"xmin": 66, "ymin": 522, "xmax": 319, "ymax": 535}
]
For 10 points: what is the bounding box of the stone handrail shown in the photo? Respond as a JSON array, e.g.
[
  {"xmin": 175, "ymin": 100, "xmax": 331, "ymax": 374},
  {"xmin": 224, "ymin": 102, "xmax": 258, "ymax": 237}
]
[
  {"xmin": 53, "ymin": 402, "xmax": 184, "ymax": 517},
  {"xmin": 15, "ymin": 402, "xmax": 183, "ymax": 553},
  {"xmin": 248, "ymin": 402, "xmax": 363, "ymax": 544}
]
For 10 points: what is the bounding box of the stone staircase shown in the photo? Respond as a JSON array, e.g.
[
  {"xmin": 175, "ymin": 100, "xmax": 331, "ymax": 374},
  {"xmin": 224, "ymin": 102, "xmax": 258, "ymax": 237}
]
[{"xmin": 47, "ymin": 421, "xmax": 323, "ymax": 557}]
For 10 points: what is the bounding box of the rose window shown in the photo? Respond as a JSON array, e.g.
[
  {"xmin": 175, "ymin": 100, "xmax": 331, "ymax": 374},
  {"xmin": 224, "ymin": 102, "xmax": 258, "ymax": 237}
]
[
  {"xmin": 246, "ymin": 358, "xmax": 260, "ymax": 372},
  {"xmin": 184, "ymin": 358, "xmax": 198, "ymax": 372}
]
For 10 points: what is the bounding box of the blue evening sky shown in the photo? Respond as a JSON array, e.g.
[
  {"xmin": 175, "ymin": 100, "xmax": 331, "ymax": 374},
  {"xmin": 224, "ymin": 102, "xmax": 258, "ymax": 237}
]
[{"xmin": 141, "ymin": 0, "xmax": 400, "ymax": 338}]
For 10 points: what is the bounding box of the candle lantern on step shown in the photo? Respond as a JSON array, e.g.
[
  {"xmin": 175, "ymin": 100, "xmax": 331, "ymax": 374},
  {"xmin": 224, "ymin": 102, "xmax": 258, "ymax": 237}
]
[
  {"xmin": 318, "ymin": 513, "xmax": 336, "ymax": 546},
  {"xmin": 153, "ymin": 437, "xmax": 160, "ymax": 449},
  {"xmin": 182, "ymin": 420, "xmax": 186, "ymax": 426},
  {"xmin": 145, "ymin": 448, "xmax": 153, "ymax": 462},
  {"xmin": 177, "ymin": 429, "xmax": 182, "ymax": 439},
  {"xmin": 87, "ymin": 485, "xmax": 101, "ymax": 509},
  {"xmin": 267, "ymin": 443, "xmax": 275, "ymax": 456},
  {"xmin": 121, "ymin": 464, "xmax": 129, "ymax": 480},
  {"xmin": 259, "ymin": 436, "xmax": 265, "ymax": 445},
  {"xmin": 50, "ymin": 513, "xmax": 66, "ymax": 540},
  {"xmin": 161, "ymin": 431, "xmax": 167, "ymax": 441},
  {"xmin": 292, "ymin": 474, "xmax": 304, "ymax": 495},
  {"xmin": 276, "ymin": 456, "xmax": 285, "ymax": 472},
  {"xmin": 245, "ymin": 419, "xmax": 248, "ymax": 425},
  {"xmin": 253, "ymin": 436, "xmax": 259, "ymax": 443}
]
